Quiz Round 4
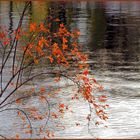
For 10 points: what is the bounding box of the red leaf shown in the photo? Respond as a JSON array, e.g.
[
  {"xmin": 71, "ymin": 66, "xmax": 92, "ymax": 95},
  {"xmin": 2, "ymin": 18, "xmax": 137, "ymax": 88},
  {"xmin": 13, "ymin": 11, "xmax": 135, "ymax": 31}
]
[
  {"xmin": 98, "ymin": 95, "xmax": 107, "ymax": 102},
  {"xmin": 39, "ymin": 96, "xmax": 46, "ymax": 103},
  {"xmin": 15, "ymin": 134, "xmax": 20, "ymax": 139},
  {"xmin": 40, "ymin": 87, "xmax": 46, "ymax": 93},
  {"xmin": 30, "ymin": 23, "xmax": 37, "ymax": 32},
  {"xmin": 59, "ymin": 103, "xmax": 65, "ymax": 108},
  {"xmin": 48, "ymin": 56, "xmax": 54, "ymax": 63},
  {"xmin": 16, "ymin": 99, "xmax": 21, "ymax": 104},
  {"xmin": 83, "ymin": 70, "xmax": 89, "ymax": 76}
]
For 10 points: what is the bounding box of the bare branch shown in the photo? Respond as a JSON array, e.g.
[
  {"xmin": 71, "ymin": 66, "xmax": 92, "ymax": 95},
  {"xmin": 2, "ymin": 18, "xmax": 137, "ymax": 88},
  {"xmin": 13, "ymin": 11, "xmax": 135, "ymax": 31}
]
[{"xmin": 0, "ymin": 107, "xmax": 33, "ymax": 138}]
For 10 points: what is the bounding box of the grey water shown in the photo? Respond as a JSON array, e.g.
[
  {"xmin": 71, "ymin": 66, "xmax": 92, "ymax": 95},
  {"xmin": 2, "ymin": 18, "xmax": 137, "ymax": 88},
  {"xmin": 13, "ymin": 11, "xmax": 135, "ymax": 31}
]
[{"xmin": 0, "ymin": 1, "xmax": 140, "ymax": 138}]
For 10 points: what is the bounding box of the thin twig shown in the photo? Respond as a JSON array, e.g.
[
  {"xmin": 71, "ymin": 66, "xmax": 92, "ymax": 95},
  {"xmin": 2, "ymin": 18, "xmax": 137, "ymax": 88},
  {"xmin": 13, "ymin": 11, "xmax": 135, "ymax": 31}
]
[
  {"xmin": 12, "ymin": 2, "xmax": 31, "ymax": 76},
  {"xmin": 0, "ymin": 71, "xmax": 80, "ymax": 106},
  {"xmin": 0, "ymin": 107, "xmax": 33, "ymax": 138},
  {"xmin": 0, "ymin": 2, "xmax": 30, "ymax": 75},
  {"xmin": 0, "ymin": 134, "xmax": 6, "ymax": 139}
]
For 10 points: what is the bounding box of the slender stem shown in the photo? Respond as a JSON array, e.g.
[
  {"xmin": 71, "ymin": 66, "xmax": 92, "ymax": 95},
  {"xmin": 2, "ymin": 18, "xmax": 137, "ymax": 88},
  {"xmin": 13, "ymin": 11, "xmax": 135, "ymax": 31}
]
[
  {"xmin": 0, "ymin": 59, "xmax": 34, "ymax": 97},
  {"xmin": 0, "ymin": 42, "xmax": 8, "ymax": 95},
  {"xmin": 12, "ymin": 2, "xmax": 30, "ymax": 76},
  {"xmin": 0, "ymin": 2, "xmax": 30, "ymax": 75},
  {"xmin": 16, "ymin": 33, "xmax": 36, "ymax": 88},
  {"xmin": 0, "ymin": 71, "xmax": 79, "ymax": 106},
  {"xmin": 0, "ymin": 107, "xmax": 33, "ymax": 138},
  {"xmin": 0, "ymin": 95, "xmax": 31, "ymax": 109},
  {"xmin": 12, "ymin": 38, "xmax": 18, "ymax": 76},
  {"xmin": 0, "ymin": 134, "xmax": 6, "ymax": 139},
  {"xmin": 43, "ymin": 98, "xmax": 50, "ymax": 130},
  {"xmin": 0, "ymin": 50, "xmax": 46, "ymax": 97}
]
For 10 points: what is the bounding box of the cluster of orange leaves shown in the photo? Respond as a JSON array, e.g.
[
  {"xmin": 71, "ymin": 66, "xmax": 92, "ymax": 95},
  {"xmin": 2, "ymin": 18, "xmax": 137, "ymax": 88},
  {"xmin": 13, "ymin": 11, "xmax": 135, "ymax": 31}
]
[
  {"xmin": 21, "ymin": 21, "xmax": 87, "ymax": 69},
  {"xmin": 0, "ymin": 28, "xmax": 10, "ymax": 45},
  {"xmin": 0, "ymin": 18, "xmax": 108, "ymax": 138}
]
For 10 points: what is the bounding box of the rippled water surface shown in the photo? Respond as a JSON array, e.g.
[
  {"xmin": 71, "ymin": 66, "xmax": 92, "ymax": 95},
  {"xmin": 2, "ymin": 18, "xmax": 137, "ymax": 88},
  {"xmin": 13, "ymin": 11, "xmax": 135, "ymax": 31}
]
[{"xmin": 0, "ymin": 1, "xmax": 140, "ymax": 138}]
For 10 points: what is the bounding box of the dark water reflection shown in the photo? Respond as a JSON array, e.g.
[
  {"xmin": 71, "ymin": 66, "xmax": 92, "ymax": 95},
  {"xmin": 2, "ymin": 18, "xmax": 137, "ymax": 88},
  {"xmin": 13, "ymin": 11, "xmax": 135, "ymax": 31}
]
[{"xmin": 0, "ymin": 1, "xmax": 140, "ymax": 138}]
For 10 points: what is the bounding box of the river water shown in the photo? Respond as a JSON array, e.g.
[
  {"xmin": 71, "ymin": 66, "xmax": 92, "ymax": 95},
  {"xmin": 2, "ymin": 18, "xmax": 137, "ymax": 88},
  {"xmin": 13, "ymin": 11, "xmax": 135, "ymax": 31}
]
[{"xmin": 0, "ymin": 1, "xmax": 140, "ymax": 139}]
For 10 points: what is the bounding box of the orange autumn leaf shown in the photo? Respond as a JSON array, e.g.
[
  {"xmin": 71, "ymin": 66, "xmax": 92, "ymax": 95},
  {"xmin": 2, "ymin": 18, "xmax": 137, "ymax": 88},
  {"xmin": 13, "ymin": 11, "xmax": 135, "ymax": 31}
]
[
  {"xmin": 27, "ymin": 125, "xmax": 31, "ymax": 129},
  {"xmin": 72, "ymin": 42, "xmax": 78, "ymax": 48},
  {"xmin": 31, "ymin": 88, "xmax": 35, "ymax": 92},
  {"xmin": 53, "ymin": 48, "xmax": 62, "ymax": 56},
  {"xmin": 51, "ymin": 132, "xmax": 55, "ymax": 137},
  {"xmin": 3, "ymin": 38, "xmax": 10, "ymax": 45},
  {"xmin": 38, "ymin": 115, "xmax": 44, "ymax": 120},
  {"xmin": 105, "ymin": 104, "xmax": 109, "ymax": 108},
  {"xmin": 95, "ymin": 121, "xmax": 100, "ymax": 125},
  {"xmin": 36, "ymin": 46, "xmax": 44, "ymax": 55},
  {"xmin": 56, "ymin": 124, "xmax": 65, "ymax": 130},
  {"xmin": 34, "ymin": 58, "xmax": 39, "ymax": 64},
  {"xmin": 54, "ymin": 77, "xmax": 60, "ymax": 82},
  {"xmin": 62, "ymin": 37, "xmax": 68, "ymax": 44},
  {"xmin": 45, "ymin": 130, "xmax": 50, "ymax": 137},
  {"xmin": 39, "ymin": 23, "xmax": 48, "ymax": 32},
  {"xmin": 39, "ymin": 127, "xmax": 43, "ymax": 133},
  {"xmin": 39, "ymin": 95, "xmax": 46, "ymax": 103},
  {"xmin": 54, "ymin": 18, "xmax": 60, "ymax": 22},
  {"xmin": 17, "ymin": 111, "xmax": 21, "ymax": 116},
  {"xmin": 103, "ymin": 115, "xmax": 108, "ymax": 120},
  {"xmin": 78, "ymin": 64, "xmax": 84, "ymax": 69},
  {"xmin": 60, "ymin": 23, "xmax": 64, "ymax": 28},
  {"xmin": 59, "ymin": 109, "xmax": 64, "ymax": 113},
  {"xmin": 92, "ymin": 78, "xmax": 97, "ymax": 84},
  {"xmin": 83, "ymin": 70, "xmax": 89, "ymax": 76},
  {"xmin": 25, "ymin": 130, "xmax": 32, "ymax": 134},
  {"xmin": 15, "ymin": 33, "xmax": 20, "ymax": 40},
  {"xmin": 98, "ymin": 85, "xmax": 104, "ymax": 91},
  {"xmin": 48, "ymin": 56, "xmax": 54, "ymax": 63},
  {"xmin": 62, "ymin": 44, "xmax": 68, "ymax": 50},
  {"xmin": 21, "ymin": 116, "xmax": 25, "ymax": 121},
  {"xmin": 0, "ymin": 31, "xmax": 6, "ymax": 39},
  {"xmin": 76, "ymin": 30, "xmax": 80, "ymax": 36},
  {"xmin": 40, "ymin": 87, "xmax": 46, "ymax": 93},
  {"xmin": 15, "ymin": 134, "xmax": 20, "ymax": 139},
  {"xmin": 38, "ymin": 37, "xmax": 47, "ymax": 47},
  {"xmin": 47, "ymin": 132, "xmax": 50, "ymax": 138},
  {"xmin": 51, "ymin": 112, "xmax": 58, "ymax": 118},
  {"xmin": 59, "ymin": 103, "xmax": 65, "ymax": 108},
  {"xmin": 29, "ymin": 23, "xmax": 37, "ymax": 32},
  {"xmin": 96, "ymin": 110, "xmax": 104, "ymax": 116},
  {"xmin": 15, "ymin": 99, "xmax": 21, "ymax": 104},
  {"xmin": 98, "ymin": 95, "xmax": 107, "ymax": 102},
  {"xmin": 29, "ymin": 107, "xmax": 38, "ymax": 113}
]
